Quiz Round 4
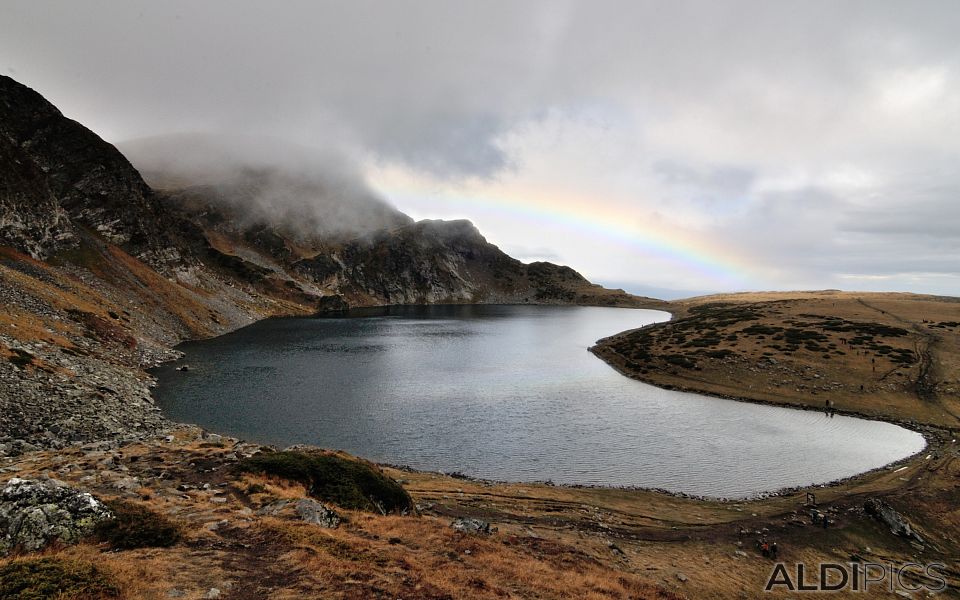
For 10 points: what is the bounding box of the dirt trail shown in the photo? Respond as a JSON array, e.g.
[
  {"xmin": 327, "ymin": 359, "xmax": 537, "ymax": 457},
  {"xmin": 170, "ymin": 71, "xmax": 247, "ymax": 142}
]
[{"xmin": 855, "ymin": 297, "xmax": 955, "ymax": 423}]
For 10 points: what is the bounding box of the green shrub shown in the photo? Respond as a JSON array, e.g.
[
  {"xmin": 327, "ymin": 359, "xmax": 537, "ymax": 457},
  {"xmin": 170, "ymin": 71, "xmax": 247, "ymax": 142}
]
[
  {"xmin": 0, "ymin": 557, "xmax": 119, "ymax": 600},
  {"xmin": 664, "ymin": 354, "xmax": 697, "ymax": 369},
  {"xmin": 94, "ymin": 500, "xmax": 181, "ymax": 550},
  {"xmin": 237, "ymin": 450, "xmax": 413, "ymax": 514}
]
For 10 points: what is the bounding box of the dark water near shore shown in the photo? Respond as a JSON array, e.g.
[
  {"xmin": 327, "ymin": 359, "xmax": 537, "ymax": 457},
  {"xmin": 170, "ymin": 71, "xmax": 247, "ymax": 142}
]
[{"xmin": 152, "ymin": 305, "xmax": 925, "ymax": 497}]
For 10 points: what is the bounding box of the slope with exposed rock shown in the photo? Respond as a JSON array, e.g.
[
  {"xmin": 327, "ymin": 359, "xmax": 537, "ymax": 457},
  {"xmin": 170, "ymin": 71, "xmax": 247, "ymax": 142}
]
[
  {"xmin": 126, "ymin": 133, "xmax": 658, "ymax": 310},
  {"xmin": 0, "ymin": 74, "xmax": 660, "ymax": 452}
]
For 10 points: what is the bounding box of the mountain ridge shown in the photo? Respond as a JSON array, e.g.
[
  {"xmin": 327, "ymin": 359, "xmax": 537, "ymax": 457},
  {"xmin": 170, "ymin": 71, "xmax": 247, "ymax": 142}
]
[{"xmin": 0, "ymin": 74, "xmax": 664, "ymax": 451}]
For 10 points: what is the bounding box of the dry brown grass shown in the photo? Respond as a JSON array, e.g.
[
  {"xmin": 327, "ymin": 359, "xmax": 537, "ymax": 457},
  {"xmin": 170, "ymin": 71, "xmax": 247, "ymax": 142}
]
[
  {"xmin": 0, "ymin": 439, "xmax": 686, "ymax": 600},
  {"xmin": 0, "ymin": 259, "xmax": 107, "ymax": 318},
  {"xmin": 238, "ymin": 473, "xmax": 309, "ymax": 499},
  {"xmin": 258, "ymin": 513, "xmax": 681, "ymax": 600},
  {"xmin": 5, "ymin": 428, "xmax": 958, "ymax": 600},
  {"xmin": 598, "ymin": 291, "xmax": 960, "ymax": 428},
  {"xmin": 0, "ymin": 304, "xmax": 78, "ymax": 347},
  {"xmin": 103, "ymin": 244, "xmax": 223, "ymax": 337}
]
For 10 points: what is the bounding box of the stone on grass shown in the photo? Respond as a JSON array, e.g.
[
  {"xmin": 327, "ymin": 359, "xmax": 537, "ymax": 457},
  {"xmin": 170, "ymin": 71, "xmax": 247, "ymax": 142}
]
[
  {"xmin": 450, "ymin": 517, "xmax": 491, "ymax": 534},
  {"xmin": 256, "ymin": 498, "xmax": 341, "ymax": 528},
  {"xmin": 294, "ymin": 499, "xmax": 341, "ymax": 528},
  {"xmin": 864, "ymin": 498, "xmax": 923, "ymax": 543},
  {"xmin": 0, "ymin": 478, "xmax": 112, "ymax": 555}
]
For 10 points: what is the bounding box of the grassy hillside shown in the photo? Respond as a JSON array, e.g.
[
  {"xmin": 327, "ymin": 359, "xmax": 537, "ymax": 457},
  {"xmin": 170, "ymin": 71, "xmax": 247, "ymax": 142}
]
[{"xmin": 593, "ymin": 291, "xmax": 960, "ymax": 428}]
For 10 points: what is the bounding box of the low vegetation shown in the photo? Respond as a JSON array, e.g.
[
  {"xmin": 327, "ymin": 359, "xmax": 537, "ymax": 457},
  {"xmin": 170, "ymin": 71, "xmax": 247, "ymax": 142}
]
[
  {"xmin": 6, "ymin": 348, "xmax": 35, "ymax": 369},
  {"xmin": 0, "ymin": 557, "xmax": 119, "ymax": 600},
  {"xmin": 237, "ymin": 449, "xmax": 414, "ymax": 513},
  {"xmin": 1, "ymin": 423, "xmax": 956, "ymax": 598},
  {"xmin": 94, "ymin": 499, "xmax": 181, "ymax": 550},
  {"xmin": 594, "ymin": 291, "xmax": 960, "ymax": 429}
]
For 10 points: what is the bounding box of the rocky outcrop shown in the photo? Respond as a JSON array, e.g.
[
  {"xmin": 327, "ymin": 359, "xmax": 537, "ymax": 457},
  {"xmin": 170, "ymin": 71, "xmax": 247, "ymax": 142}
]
[
  {"xmin": 0, "ymin": 477, "xmax": 112, "ymax": 554},
  {"xmin": 450, "ymin": 517, "xmax": 492, "ymax": 534},
  {"xmin": 0, "ymin": 74, "xmax": 659, "ymax": 453},
  {"xmin": 336, "ymin": 219, "xmax": 525, "ymax": 304},
  {"xmin": 257, "ymin": 498, "xmax": 342, "ymax": 528},
  {"xmin": 1, "ymin": 75, "xmax": 654, "ymax": 316},
  {"xmin": 294, "ymin": 498, "xmax": 341, "ymax": 528},
  {"xmin": 0, "ymin": 75, "xmax": 169, "ymax": 260},
  {"xmin": 864, "ymin": 498, "xmax": 924, "ymax": 543},
  {"xmin": 0, "ymin": 133, "xmax": 71, "ymax": 258},
  {"xmin": 315, "ymin": 294, "xmax": 350, "ymax": 313}
]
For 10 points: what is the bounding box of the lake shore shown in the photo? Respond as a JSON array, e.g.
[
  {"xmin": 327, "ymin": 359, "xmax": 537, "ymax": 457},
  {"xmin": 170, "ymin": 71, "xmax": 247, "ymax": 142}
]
[
  {"xmin": 2, "ymin": 291, "xmax": 958, "ymax": 598},
  {"xmin": 2, "ymin": 420, "xmax": 954, "ymax": 598},
  {"xmin": 359, "ymin": 291, "xmax": 959, "ymax": 596},
  {"xmin": 151, "ymin": 304, "xmax": 920, "ymax": 498}
]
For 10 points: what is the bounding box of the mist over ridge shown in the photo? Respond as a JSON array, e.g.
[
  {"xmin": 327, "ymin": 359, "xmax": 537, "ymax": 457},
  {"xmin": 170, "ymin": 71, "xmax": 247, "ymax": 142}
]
[{"xmin": 120, "ymin": 133, "xmax": 412, "ymax": 242}]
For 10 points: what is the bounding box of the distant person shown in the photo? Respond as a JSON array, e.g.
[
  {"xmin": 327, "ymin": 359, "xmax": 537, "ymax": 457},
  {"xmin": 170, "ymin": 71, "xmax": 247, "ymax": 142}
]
[{"xmin": 770, "ymin": 542, "xmax": 779, "ymax": 560}]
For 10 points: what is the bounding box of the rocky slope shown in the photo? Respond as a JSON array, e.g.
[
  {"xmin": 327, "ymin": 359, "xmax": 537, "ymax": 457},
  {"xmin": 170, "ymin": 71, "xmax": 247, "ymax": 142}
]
[
  {"xmin": 130, "ymin": 134, "xmax": 654, "ymax": 310},
  {"xmin": 0, "ymin": 76, "xmax": 183, "ymax": 265},
  {"xmin": 0, "ymin": 74, "xmax": 661, "ymax": 453},
  {"xmin": 0, "ymin": 431, "xmax": 689, "ymax": 600}
]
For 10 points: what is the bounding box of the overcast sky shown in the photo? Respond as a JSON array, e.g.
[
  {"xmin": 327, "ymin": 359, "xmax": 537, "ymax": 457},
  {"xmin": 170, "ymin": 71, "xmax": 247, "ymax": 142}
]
[{"xmin": 2, "ymin": 1, "xmax": 959, "ymax": 297}]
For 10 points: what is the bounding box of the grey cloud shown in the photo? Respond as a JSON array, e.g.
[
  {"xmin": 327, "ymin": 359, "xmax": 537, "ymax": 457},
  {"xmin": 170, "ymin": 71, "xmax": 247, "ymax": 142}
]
[
  {"xmin": 2, "ymin": 0, "xmax": 958, "ymax": 293},
  {"xmin": 373, "ymin": 113, "xmax": 512, "ymax": 178},
  {"xmin": 839, "ymin": 189, "xmax": 960, "ymax": 239},
  {"xmin": 120, "ymin": 134, "xmax": 412, "ymax": 240},
  {"xmin": 4, "ymin": 0, "xmax": 958, "ymax": 178},
  {"xmin": 500, "ymin": 245, "xmax": 562, "ymax": 263},
  {"xmin": 719, "ymin": 185, "xmax": 959, "ymax": 287},
  {"xmin": 653, "ymin": 160, "xmax": 755, "ymax": 204}
]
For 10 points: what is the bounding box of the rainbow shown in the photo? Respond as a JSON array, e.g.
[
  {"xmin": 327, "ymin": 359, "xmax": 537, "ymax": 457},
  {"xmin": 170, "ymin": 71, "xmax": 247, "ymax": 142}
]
[{"xmin": 380, "ymin": 182, "xmax": 757, "ymax": 287}]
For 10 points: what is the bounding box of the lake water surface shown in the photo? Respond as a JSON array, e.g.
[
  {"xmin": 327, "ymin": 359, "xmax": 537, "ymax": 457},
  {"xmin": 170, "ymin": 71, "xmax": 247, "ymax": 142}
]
[{"xmin": 152, "ymin": 305, "xmax": 925, "ymax": 497}]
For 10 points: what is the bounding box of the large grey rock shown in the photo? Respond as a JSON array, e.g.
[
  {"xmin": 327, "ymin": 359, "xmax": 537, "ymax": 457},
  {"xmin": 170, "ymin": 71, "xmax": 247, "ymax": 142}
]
[
  {"xmin": 864, "ymin": 498, "xmax": 923, "ymax": 543},
  {"xmin": 450, "ymin": 517, "xmax": 491, "ymax": 534},
  {"xmin": 0, "ymin": 478, "xmax": 113, "ymax": 555},
  {"xmin": 255, "ymin": 499, "xmax": 291, "ymax": 517},
  {"xmin": 294, "ymin": 499, "xmax": 341, "ymax": 528},
  {"xmin": 256, "ymin": 498, "xmax": 340, "ymax": 528}
]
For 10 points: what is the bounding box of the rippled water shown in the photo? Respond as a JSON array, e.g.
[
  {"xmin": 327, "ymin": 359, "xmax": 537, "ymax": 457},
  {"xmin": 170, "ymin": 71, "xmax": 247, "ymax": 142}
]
[{"xmin": 152, "ymin": 305, "xmax": 925, "ymax": 497}]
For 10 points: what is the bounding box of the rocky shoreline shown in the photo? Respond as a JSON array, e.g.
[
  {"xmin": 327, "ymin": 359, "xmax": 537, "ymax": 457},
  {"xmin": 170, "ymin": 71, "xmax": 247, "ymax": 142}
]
[
  {"xmin": 3, "ymin": 292, "xmax": 958, "ymax": 598},
  {"xmin": 1, "ymin": 72, "xmax": 662, "ymax": 461}
]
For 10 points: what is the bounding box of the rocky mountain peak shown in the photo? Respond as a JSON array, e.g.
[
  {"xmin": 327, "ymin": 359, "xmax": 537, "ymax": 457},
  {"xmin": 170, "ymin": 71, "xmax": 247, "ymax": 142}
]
[{"xmin": 0, "ymin": 75, "xmax": 164, "ymax": 259}]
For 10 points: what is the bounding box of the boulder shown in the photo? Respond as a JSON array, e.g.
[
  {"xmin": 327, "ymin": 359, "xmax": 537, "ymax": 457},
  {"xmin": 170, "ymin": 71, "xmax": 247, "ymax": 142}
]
[
  {"xmin": 256, "ymin": 498, "xmax": 341, "ymax": 528},
  {"xmin": 315, "ymin": 294, "xmax": 350, "ymax": 313},
  {"xmin": 450, "ymin": 517, "xmax": 491, "ymax": 534},
  {"xmin": 0, "ymin": 478, "xmax": 113, "ymax": 555},
  {"xmin": 864, "ymin": 498, "xmax": 923, "ymax": 543},
  {"xmin": 294, "ymin": 499, "xmax": 341, "ymax": 528}
]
